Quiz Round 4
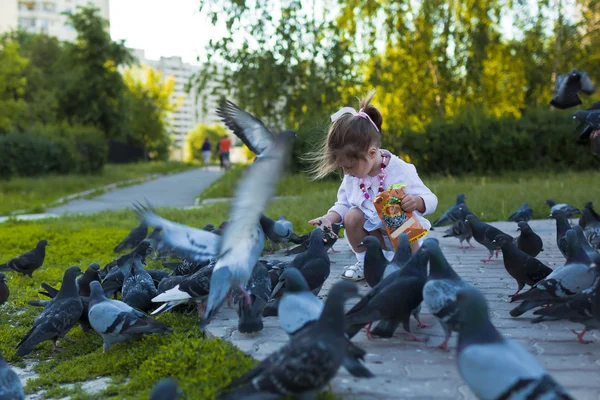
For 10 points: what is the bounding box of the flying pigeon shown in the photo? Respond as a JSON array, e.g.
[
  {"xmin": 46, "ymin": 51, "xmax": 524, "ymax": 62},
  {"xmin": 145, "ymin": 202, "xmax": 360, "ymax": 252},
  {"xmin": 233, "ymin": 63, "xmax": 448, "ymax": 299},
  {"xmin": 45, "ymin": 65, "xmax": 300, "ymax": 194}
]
[
  {"xmin": 77, "ymin": 263, "xmax": 101, "ymax": 297},
  {"xmin": 216, "ymin": 100, "xmax": 297, "ymax": 160},
  {"xmin": 546, "ymin": 199, "xmax": 580, "ymax": 218},
  {"xmin": 234, "ymin": 262, "xmax": 271, "ymax": 334},
  {"xmin": 574, "ymin": 109, "xmax": 600, "ymax": 143},
  {"xmin": 150, "ymin": 378, "xmax": 183, "ymax": 400},
  {"xmin": 455, "ymin": 287, "xmax": 573, "ymax": 400},
  {"xmin": 465, "ymin": 214, "xmax": 510, "ymax": 262},
  {"xmin": 422, "ymin": 239, "xmax": 469, "ymax": 350},
  {"xmin": 516, "ymin": 221, "xmax": 544, "ymax": 257},
  {"xmin": 549, "ymin": 209, "xmax": 572, "ymax": 258},
  {"xmin": 16, "ymin": 266, "xmax": 83, "ymax": 356},
  {"xmin": 114, "ymin": 222, "xmax": 148, "ymax": 253},
  {"xmin": 442, "ymin": 219, "xmax": 474, "ymax": 249},
  {"xmin": 550, "ymin": 68, "xmax": 595, "ymax": 109},
  {"xmin": 0, "ymin": 273, "xmax": 8, "ymax": 306},
  {"xmin": 507, "ymin": 202, "xmax": 533, "ymax": 222},
  {"xmin": 359, "ymin": 236, "xmax": 389, "ymax": 288},
  {"xmin": 0, "ymin": 351, "xmax": 24, "ymax": 400},
  {"xmin": 0, "ymin": 240, "xmax": 48, "ymax": 278},
  {"xmin": 432, "ymin": 194, "xmax": 468, "ymax": 228},
  {"xmin": 492, "ymin": 234, "xmax": 552, "ymax": 297},
  {"xmin": 510, "ymin": 229, "xmax": 595, "ymax": 317},
  {"xmin": 88, "ymin": 281, "xmax": 171, "ymax": 351},
  {"xmin": 216, "ymin": 281, "xmax": 367, "ymax": 399}
]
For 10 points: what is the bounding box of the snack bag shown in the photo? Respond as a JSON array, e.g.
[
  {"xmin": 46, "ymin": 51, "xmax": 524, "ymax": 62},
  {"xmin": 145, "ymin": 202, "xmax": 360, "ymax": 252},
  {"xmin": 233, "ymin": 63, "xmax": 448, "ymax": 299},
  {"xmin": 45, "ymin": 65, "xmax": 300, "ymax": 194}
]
[{"xmin": 373, "ymin": 183, "xmax": 428, "ymax": 247}]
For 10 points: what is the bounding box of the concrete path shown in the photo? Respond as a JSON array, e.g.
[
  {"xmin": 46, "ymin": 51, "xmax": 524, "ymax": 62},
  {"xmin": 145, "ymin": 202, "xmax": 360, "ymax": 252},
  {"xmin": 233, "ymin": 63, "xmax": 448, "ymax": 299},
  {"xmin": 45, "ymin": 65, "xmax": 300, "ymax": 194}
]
[
  {"xmin": 206, "ymin": 219, "xmax": 600, "ymax": 400},
  {"xmin": 46, "ymin": 167, "xmax": 222, "ymax": 215}
]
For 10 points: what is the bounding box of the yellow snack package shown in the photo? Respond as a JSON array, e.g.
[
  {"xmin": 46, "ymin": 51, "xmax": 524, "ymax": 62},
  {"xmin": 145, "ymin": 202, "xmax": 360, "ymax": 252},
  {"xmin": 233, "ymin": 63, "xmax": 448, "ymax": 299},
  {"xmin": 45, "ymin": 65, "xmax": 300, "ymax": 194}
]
[{"xmin": 373, "ymin": 183, "xmax": 428, "ymax": 247}]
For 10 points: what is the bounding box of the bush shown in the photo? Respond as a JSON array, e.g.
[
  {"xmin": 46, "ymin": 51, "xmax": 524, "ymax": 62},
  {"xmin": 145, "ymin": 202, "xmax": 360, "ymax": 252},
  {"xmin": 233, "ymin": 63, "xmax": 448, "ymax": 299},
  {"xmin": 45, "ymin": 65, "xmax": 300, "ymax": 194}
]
[
  {"xmin": 398, "ymin": 107, "xmax": 600, "ymax": 175},
  {"xmin": 0, "ymin": 133, "xmax": 72, "ymax": 178}
]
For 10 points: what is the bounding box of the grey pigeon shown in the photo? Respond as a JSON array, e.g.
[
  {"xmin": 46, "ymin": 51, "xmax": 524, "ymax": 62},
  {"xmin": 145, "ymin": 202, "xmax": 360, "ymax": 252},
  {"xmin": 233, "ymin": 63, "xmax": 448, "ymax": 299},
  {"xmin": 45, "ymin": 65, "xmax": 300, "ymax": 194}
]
[
  {"xmin": 150, "ymin": 378, "xmax": 183, "ymax": 400},
  {"xmin": 32, "ymin": 282, "xmax": 92, "ymax": 333},
  {"xmin": 122, "ymin": 257, "xmax": 159, "ymax": 312},
  {"xmin": 216, "ymin": 100, "xmax": 297, "ymax": 160},
  {"xmin": 276, "ymin": 268, "xmax": 373, "ymax": 378},
  {"xmin": 516, "ymin": 221, "xmax": 544, "ymax": 257},
  {"xmin": 77, "ymin": 263, "xmax": 101, "ymax": 297},
  {"xmin": 88, "ymin": 281, "xmax": 171, "ymax": 352},
  {"xmin": 0, "ymin": 240, "xmax": 48, "ymax": 278},
  {"xmin": 234, "ymin": 262, "xmax": 271, "ymax": 334},
  {"xmin": 432, "ymin": 194, "xmax": 467, "ymax": 228},
  {"xmin": 465, "ymin": 214, "xmax": 510, "ymax": 262},
  {"xmin": 146, "ymin": 227, "xmax": 163, "ymax": 252},
  {"xmin": 157, "ymin": 275, "xmax": 185, "ymax": 295},
  {"xmin": 507, "ymin": 202, "xmax": 533, "ymax": 222},
  {"xmin": 442, "ymin": 219, "xmax": 474, "ymax": 249},
  {"xmin": 199, "ymin": 133, "xmax": 293, "ymax": 329},
  {"xmin": 147, "ymin": 269, "xmax": 171, "ymax": 288},
  {"xmin": 578, "ymin": 201, "xmax": 600, "ymax": 229},
  {"xmin": 573, "ymin": 225, "xmax": 600, "ymax": 265},
  {"xmin": 549, "ymin": 209, "xmax": 572, "ymax": 258},
  {"xmin": 287, "ymin": 223, "xmax": 341, "ymax": 255},
  {"xmin": 492, "ymin": 234, "xmax": 552, "ymax": 297},
  {"xmin": 550, "ymin": 68, "xmax": 595, "ymax": 109},
  {"xmin": 114, "ymin": 222, "xmax": 148, "ymax": 253},
  {"xmin": 0, "ymin": 273, "xmax": 8, "ymax": 306},
  {"xmin": 0, "ymin": 351, "xmax": 24, "ymax": 400},
  {"xmin": 546, "ymin": 199, "xmax": 580, "ymax": 218},
  {"xmin": 216, "ymin": 281, "xmax": 368, "ymax": 400},
  {"xmin": 510, "ymin": 229, "xmax": 595, "ymax": 317},
  {"xmin": 360, "ymin": 236, "xmax": 389, "ymax": 288},
  {"xmin": 345, "ymin": 242, "xmax": 429, "ymax": 341},
  {"xmin": 581, "ymin": 206, "xmax": 600, "ymax": 249},
  {"xmin": 101, "ymin": 240, "xmax": 153, "ymax": 298},
  {"xmin": 259, "ymin": 214, "xmax": 306, "ymax": 254},
  {"xmin": 16, "ymin": 266, "xmax": 83, "ymax": 356},
  {"xmin": 100, "ymin": 239, "xmax": 152, "ymax": 281},
  {"xmin": 531, "ymin": 265, "xmax": 600, "ymax": 344},
  {"xmin": 455, "ymin": 287, "xmax": 573, "ymax": 400},
  {"xmin": 422, "ymin": 239, "xmax": 469, "ymax": 350},
  {"xmin": 162, "ymin": 258, "xmax": 207, "ymax": 276},
  {"xmin": 574, "ymin": 109, "xmax": 600, "ymax": 143}
]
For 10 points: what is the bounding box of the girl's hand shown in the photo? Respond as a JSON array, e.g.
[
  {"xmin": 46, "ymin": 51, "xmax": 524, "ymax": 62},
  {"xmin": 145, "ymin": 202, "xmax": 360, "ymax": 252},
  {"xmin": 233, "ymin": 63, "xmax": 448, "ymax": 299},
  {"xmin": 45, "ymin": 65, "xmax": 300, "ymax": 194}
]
[
  {"xmin": 308, "ymin": 216, "xmax": 334, "ymax": 234},
  {"xmin": 401, "ymin": 195, "xmax": 424, "ymax": 213}
]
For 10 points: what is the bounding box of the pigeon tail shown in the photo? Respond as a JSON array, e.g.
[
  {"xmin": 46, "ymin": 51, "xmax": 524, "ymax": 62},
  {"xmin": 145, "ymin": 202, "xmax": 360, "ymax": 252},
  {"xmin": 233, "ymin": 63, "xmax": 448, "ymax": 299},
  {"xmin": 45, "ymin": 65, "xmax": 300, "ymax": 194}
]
[
  {"xmin": 200, "ymin": 267, "xmax": 233, "ymax": 329},
  {"xmin": 151, "ymin": 285, "xmax": 192, "ymax": 303}
]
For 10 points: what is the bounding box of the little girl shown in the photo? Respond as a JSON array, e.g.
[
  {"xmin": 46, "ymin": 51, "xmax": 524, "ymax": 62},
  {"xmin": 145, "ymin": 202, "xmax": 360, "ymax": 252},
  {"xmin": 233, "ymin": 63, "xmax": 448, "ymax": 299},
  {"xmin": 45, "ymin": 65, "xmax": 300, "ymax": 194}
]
[{"xmin": 307, "ymin": 92, "xmax": 438, "ymax": 281}]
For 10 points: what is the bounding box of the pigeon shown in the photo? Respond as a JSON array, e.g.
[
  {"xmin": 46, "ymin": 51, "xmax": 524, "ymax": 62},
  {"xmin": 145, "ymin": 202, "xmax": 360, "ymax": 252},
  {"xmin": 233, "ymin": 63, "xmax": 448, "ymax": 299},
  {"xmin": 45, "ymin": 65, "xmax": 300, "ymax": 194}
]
[
  {"xmin": 549, "ymin": 209, "xmax": 572, "ymax": 258},
  {"xmin": 345, "ymin": 242, "xmax": 429, "ymax": 341},
  {"xmin": 122, "ymin": 257, "xmax": 159, "ymax": 312},
  {"xmin": 382, "ymin": 233, "xmax": 412, "ymax": 281},
  {"xmin": 574, "ymin": 109, "xmax": 600, "ymax": 142},
  {"xmin": 101, "ymin": 240, "xmax": 153, "ymax": 298},
  {"xmin": 550, "ymin": 68, "xmax": 595, "ymax": 109},
  {"xmin": 114, "ymin": 222, "xmax": 148, "ymax": 253},
  {"xmin": 259, "ymin": 215, "xmax": 306, "ymax": 254},
  {"xmin": 510, "ymin": 229, "xmax": 595, "ymax": 317},
  {"xmin": 100, "ymin": 239, "xmax": 153, "ymax": 280},
  {"xmin": 0, "ymin": 239, "xmax": 48, "ymax": 277},
  {"xmin": 234, "ymin": 262, "xmax": 271, "ymax": 334},
  {"xmin": 0, "ymin": 273, "xmax": 8, "ymax": 306},
  {"xmin": 573, "ymin": 225, "xmax": 600, "ymax": 265},
  {"xmin": 150, "ymin": 378, "xmax": 183, "ymax": 400},
  {"xmin": 516, "ymin": 221, "xmax": 544, "ymax": 257},
  {"xmin": 157, "ymin": 275, "xmax": 185, "ymax": 295},
  {"xmin": 77, "ymin": 263, "xmax": 101, "ymax": 297},
  {"xmin": 162, "ymin": 258, "xmax": 207, "ymax": 277},
  {"xmin": 216, "ymin": 281, "xmax": 367, "ymax": 400},
  {"xmin": 581, "ymin": 206, "xmax": 600, "ymax": 249},
  {"xmin": 531, "ymin": 265, "xmax": 600, "ymax": 344},
  {"xmin": 216, "ymin": 99, "xmax": 297, "ymax": 160},
  {"xmin": 507, "ymin": 202, "xmax": 533, "ymax": 222},
  {"xmin": 0, "ymin": 351, "xmax": 25, "ymax": 400},
  {"xmin": 492, "ymin": 234, "xmax": 552, "ymax": 297},
  {"xmin": 465, "ymin": 214, "xmax": 509, "ymax": 262},
  {"xmin": 422, "ymin": 238, "xmax": 469, "ymax": 350},
  {"xmin": 287, "ymin": 223, "xmax": 341, "ymax": 255},
  {"xmin": 146, "ymin": 227, "xmax": 163, "ymax": 251},
  {"xmin": 32, "ymin": 282, "xmax": 92, "ymax": 333},
  {"xmin": 546, "ymin": 199, "xmax": 580, "ymax": 218},
  {"xmin": 455, "ymin": 287, "xmax": 573, "ymax": 400},
  {"xmin": 199, "ymin": 133, "xmax": 293, "ymax": 329},
  {"xmin": 578, "ymin": 201, "xmax": 600, "ymax": 228},
  {"xmin": 16, "ymin": 266, "xmax": 83, "ymax": 356},
  {"xmin": 275, "ymin": 268, "xmax": 373, "ymax": 378},
  {"xmin": 147, "ymin": 269, "xmax": 171, "ymax": 288},
  {"xmin": 360, "ymin": 236, "xmax": 389, "ymax": 288},
  {"xmin": 87, "ymin": 281, "xmax": 171, "ymax": 352},
  {"xmin": 442, "ymin": 219, "xmax": 474, "ymax": 249},
  {"xmin": 432, "ymin": 194, "xmax": 467, "ymax": 228}
]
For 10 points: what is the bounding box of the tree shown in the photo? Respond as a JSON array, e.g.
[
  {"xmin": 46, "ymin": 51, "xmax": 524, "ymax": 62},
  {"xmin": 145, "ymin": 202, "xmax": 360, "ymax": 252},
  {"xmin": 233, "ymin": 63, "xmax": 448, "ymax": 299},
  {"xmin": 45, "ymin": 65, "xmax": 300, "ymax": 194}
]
[
  {"xmin": 58, "ymin": 6, "xmax": 134, "ymax": 139},
  {"xmin": 123, "ymin": 65, "xmax": 180, "ymax": 160},
  {"xmin": 0, "ymin": 40, "xmax": 28, "ymax": 133},
  {"xmin": 184, "ymin": 123, "xmax": 226, "ymax": 163}
]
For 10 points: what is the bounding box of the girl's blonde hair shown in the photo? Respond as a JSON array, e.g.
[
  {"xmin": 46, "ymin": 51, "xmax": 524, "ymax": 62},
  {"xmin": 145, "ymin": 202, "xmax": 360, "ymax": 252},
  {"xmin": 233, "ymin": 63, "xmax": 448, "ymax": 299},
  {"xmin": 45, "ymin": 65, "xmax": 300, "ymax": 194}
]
[{"xmin": 305, "ymin": 91, "xmax": 383, "ymax": 180}]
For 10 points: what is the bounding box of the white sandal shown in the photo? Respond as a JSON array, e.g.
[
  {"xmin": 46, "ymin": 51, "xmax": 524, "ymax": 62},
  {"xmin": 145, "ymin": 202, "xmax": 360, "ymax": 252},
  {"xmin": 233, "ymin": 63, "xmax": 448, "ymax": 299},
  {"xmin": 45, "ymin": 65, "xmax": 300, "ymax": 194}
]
[{"xmin": 340, "ymin": 261, "xmax": 365, "ymax": 281}]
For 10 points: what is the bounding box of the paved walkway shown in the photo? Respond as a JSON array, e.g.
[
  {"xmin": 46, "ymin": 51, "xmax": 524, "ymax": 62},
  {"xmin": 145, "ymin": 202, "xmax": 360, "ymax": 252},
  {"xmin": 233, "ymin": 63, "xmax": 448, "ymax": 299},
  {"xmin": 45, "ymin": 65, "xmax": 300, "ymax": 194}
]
[
  {"xmin": 206, "ymin": 219, "xmax": 600, "ymax": 400},
  {"xmin": 46, "ymin": 167, "xmax": 223, "ymax": 215}
]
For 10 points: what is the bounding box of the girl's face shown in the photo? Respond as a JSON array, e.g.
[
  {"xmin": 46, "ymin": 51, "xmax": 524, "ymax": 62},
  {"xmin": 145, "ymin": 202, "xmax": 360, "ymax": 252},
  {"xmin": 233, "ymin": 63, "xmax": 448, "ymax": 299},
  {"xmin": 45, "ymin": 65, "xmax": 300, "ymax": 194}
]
[{"xmin": 338, "ymin": 147, "xmax": 379, "ymax": 178}]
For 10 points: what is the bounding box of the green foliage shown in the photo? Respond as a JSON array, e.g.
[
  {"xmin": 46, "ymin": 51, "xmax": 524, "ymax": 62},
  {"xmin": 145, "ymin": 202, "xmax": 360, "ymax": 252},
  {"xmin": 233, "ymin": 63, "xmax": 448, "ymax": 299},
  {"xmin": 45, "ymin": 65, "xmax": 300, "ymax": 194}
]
[
  {"xmin": 400, "ymin": 107, "xmax": 600, "ymax": 175},
  {"xmin": 184, "ymin": 123, "xmax": 226, "ymax": 163},
  {"xmin": 0, "ymin": 40, "xmax": 28, "ymax": 133},
  {"xmin": 0, "ymin": 132, "xmax": 72, "ymax": 178}
]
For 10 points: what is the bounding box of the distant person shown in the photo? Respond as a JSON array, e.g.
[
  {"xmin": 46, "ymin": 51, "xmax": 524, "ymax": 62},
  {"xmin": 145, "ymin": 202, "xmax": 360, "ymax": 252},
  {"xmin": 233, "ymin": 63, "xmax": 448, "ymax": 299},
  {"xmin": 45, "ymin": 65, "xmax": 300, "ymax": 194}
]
[
  {"xmin": 219, "ymin": 135, "xmax": 232, "ymax": 170},
  {"xmin": 201, "ymin": 138, "xmax": 211, "ymax": 169},
  {"xmin": 215, "ymin": 140, "xmax": 223, "ymax": 169}
]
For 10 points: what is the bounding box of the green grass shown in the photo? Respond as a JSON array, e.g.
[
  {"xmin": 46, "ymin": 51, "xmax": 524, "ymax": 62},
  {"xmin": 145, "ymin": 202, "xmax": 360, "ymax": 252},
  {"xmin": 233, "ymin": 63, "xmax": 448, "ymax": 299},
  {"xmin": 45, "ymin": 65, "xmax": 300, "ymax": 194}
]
[
  {"xmin": 0, "ymin": 209, "xmax": 338, "ymax": 400},
  {"xmin": 0, "ymin": 161, "xmax": 197, "ymax": 216}
]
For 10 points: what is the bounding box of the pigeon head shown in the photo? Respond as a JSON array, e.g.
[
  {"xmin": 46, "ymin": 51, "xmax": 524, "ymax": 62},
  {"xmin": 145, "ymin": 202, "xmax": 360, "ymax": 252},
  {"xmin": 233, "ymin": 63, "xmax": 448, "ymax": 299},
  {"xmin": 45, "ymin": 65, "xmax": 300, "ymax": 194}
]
[
  {"xmin": 564, "ymin": 229, "xmax": 588, "ymax": 263},
  {"xmin": 87, "ymin": 263, "xmax": 100, "ymax": 272},
  {"xmin": 0, "ymin": 273, "xmax": 6, "ymax": 283},
  {"xmin": 574, "ymin": 110, "xmax": 589, "ymax": 122},
  {"xmin": 358, "ymin": 236, "xmax": 381, "ymax": 250},
  {"xmin": 37, "ymin": 240, "xmax": 49, "ymax": 248},
  {"xmin": 309, "ymin": 227, "xmax": 325, "ymax": 246},
  {"xmin": 391, "ymin": 233, "xmax": 412, "ymax": 264},
  {"xmin": 319, "ymin": 280, "xmax": 359, "ymax": 331},
  {"xmin": 278, "ymin": 216, "xmax": 285, "ymax": 220},
  {"xmin": 65, "ymin": 266, "xmax": 83, "ymax": 279},
  {"xmin": 88, "ymin": 281, "xmax": 105, "ymax": 300},
  {"xmin": 219, "ymin": 221, "xmax": 229, "ymax": 229},
  {"xmin": 516, "ymin": 221, "xmax": 531, "ymax": 232},
  {"xmin": 212, "ymin": 228, "xmax": 223, "ymax": 236},
  {"xmin": 584, "ymin": 201, "xmax": 594, "ymax": 209},
  {"xmin": 464, "ymin": 214, "xmax": 477, "ymax": 223},
  {"xmin": 273, "ymin": 267, "xmax": 310, "ymax": 297},
  {"xmin": 134, "ymin": 239, "xmax": 152, "ymax": 257},
  {"xmin": 150, "ymin": 378, "xmax": 183, "ymax": 400},
  {"xmin": 422, "ymin": 238, "xmax": 458, "ymax": 279},
  {"xmin": 280, "ymin": 130, "xmax": 298, "ymax": 141},
  {"xmin": 456, "ymin": 287, "xmax": 489, "ymax": 324},
  {"xmin": 546, "ymin": 199, "xmax": 556, "ymax": 207},
  {"xmin": 456, "ymin": 193, "xmax": 466, "ymax": 204},
  {"xmin": 491, "ymin": 234, "xmax": 512, "ymax": 247},
  {"xmin": 549, "ymin": 209, "xmax": 567, "ymax": 219},
  {"xmin": 202, "ymin": 224, "xmax": 215, "ymax": 231}
]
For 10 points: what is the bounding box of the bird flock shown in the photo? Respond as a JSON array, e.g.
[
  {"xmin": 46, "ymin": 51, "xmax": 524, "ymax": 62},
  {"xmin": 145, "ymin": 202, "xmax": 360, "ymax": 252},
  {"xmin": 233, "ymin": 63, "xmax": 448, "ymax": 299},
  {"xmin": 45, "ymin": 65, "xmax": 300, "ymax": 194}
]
[{"xmin": 0, "ymin": 71, "xmax": 599, "ymax": 399}]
